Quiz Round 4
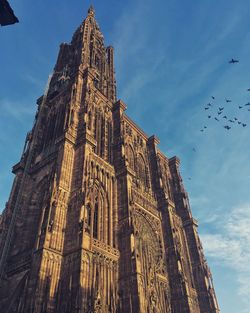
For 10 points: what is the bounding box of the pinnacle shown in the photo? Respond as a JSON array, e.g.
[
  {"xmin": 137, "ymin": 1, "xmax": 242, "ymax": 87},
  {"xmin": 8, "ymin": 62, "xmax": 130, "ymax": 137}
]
[{"xmin": 88, "ymin": 5, "xmax": 95, "ymax": 17}]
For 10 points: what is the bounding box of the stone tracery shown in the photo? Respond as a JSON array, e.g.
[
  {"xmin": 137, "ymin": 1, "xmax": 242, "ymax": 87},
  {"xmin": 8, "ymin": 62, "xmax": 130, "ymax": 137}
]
[
  {"xmin": 0, "ymin": 6, "xmax": 220, "ymax": 313},
  {"xmin": 132, "ymin": 210, "xmax": 169, "ymax": 312}
]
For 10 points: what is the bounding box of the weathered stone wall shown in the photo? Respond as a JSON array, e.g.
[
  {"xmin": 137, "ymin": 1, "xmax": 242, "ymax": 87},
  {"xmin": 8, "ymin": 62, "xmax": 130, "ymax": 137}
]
[{"xmin": 0, "ymin": 6, "xmax": 219, "ymax": 313}]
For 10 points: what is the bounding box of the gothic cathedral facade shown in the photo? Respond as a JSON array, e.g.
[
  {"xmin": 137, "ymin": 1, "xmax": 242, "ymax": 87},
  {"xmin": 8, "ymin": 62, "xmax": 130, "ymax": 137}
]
[{"xmin": 0, "ymin": 7, "xmax": 219, "ymax": 313}]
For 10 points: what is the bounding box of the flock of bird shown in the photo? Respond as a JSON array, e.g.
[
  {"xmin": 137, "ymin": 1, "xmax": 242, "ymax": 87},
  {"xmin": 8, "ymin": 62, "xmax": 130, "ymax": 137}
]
[
  {"xmin": 200, "ymin": 58, "xmax": 249, "ymax": 133},
  {"xmin": 188, "ymin": 58, "xmax": 248, "ymax": 181}
]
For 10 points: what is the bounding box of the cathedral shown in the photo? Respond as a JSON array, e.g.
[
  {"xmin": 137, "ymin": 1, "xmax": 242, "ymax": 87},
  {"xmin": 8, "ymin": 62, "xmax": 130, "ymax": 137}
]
[{"xmin": 0, "ymin": 6, "xmax": 220, "ymax": 313}]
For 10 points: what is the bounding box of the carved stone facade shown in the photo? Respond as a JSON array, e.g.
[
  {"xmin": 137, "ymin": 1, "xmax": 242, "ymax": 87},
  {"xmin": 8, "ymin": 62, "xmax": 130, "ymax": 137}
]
[{"xmin": 0, "ymin": 6, "xmax": 219, "ymax": 313}]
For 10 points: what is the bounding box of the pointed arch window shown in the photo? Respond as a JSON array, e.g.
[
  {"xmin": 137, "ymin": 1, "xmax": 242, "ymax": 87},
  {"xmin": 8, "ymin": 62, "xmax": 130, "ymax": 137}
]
[
  {"xmin": 93, "ymin": 109, "xmax": 97, "ymax": 138},
  {"xmin": 137, "ymin": 154, "xmax": 150, "ymax": 190},
  {"xmin": 84, "ymin": 203, "xmax": 91, "ymax": 233},
  {"xmin": 107, "ymin": 120, "xmax": 113, "ymax": 163},
  {"xmin": 94, "ymin": 110, "xmax": 105, "ymax": 158},
  {"xmin": 88, "ymin": 110, "xmax": 92, "ymax": 130},
  {"xmin": 126, "ymin": 145, "xmax": 135, "ymax": 171},
  {"xmin": 87, "ymin": 205, "xmax": 91, "ymax": 227},
  {"xmin": 93, "ymin": 201, "xmax": 98, "ymax": 239}
]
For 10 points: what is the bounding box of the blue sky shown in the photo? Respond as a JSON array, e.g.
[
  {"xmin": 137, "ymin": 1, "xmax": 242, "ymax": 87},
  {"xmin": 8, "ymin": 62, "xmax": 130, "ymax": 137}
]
[{"xmin": 1, "ymin": 0, "xmax": 250, "ymax": 312}]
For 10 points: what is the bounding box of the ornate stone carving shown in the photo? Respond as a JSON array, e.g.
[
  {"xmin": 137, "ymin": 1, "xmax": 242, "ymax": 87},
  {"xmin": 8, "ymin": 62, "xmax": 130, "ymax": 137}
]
[{"xmin": 0, "ymin": 6, "xmax": 219, "ymax": 313}]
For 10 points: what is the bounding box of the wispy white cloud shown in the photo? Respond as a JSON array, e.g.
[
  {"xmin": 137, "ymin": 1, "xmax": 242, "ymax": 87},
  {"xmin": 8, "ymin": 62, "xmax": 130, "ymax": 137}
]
[
  {"xmin": 112, "ymin": 1, "xmax": 166, "ymax": 105},
  {"xmin": 0, "ymin": 98, "xmax": 35, "ymax": 123},
  {"xmin": 200, "ymin": 204, "xmax": 250, "ymax": 311},
  {"xmin": 1, "ymin": 1, "xmax": 250, "ymax": 312},
  {"xmin": 21, "ymin": 73, "xmax": 44, "ymax": 89}
]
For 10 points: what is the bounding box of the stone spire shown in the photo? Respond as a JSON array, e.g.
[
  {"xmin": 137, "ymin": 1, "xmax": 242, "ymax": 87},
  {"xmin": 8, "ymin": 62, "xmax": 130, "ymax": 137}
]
[
  {"xmin": 88, "ymin": 5, "xmax": 95, "ymax": 17},
  {"xmin": 49, "ymin": 4, "xmax": 116, "ymax": 102},
  {"xmin": 0, "ymin": 6, "xmax": 219, "ymax": 313}
]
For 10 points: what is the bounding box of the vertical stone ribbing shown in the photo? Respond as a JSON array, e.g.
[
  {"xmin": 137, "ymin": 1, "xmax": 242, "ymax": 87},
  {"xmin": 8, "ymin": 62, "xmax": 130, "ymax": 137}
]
[{"xmin": 0, "ymin": 6, "xmax": 219, "ymax": 313}]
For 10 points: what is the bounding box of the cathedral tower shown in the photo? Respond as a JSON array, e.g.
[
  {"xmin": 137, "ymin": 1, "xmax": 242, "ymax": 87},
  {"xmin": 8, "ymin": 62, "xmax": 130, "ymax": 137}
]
[{"xmin": 0, "ymin": 7, "xmax": 219, "ymax": 313}]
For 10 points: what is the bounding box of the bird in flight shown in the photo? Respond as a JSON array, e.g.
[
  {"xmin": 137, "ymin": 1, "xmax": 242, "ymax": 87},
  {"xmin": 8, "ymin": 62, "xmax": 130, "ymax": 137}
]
[
  {"xmin": 218, "ymin": 111, "xmax": 223, "ymax": 115},
  {"xmin": 207, "ymin": 103, "xmax": 212, "ymax": 106},
  {"xmin": 215, "ymin": 117, "xmax": 219, "ymax": 121},
  {"xmin": 234, "ymin": 117, "xmax": 238, "ymax": 121},
  {"xmin": 245, "ymin": 102, "xmax": 250, "ymax": 106},
  {"xmin": 204, "ymin": 126, "xmax": 207, "ymax": 129},
  {"xmin": 229, "ymin": 120, "xmax": 235, "ymax": 123},
  {"xmin": 247, "ymin": 89, "xmax": 250, "ymax": 91},
  {"xmin": 226, "ymin": 99, "xmax": 232, "ymax": 103},
  {"xmin": 224, "ymin": 125, "xmax": 231, "ymax": 130},
  {"xmin": 219, "ymin": 107, "xmax": 224, "ymax": 111},
  {"xmin": 229, "ymin": 58, "xmax": 239, "ymax": 64},
  {"xmin": 205, "ymin": 107, "xmax": 209, "ymax": 110},
  {"xmin": 211, "ymin": 96, "xmax": 215, "ymax": 100},
  {"xmin": 200, "ymin": 129, "xmax": 204, "ymax": 132},
  {"xmin": 223, "ymin": 115, "xmax": 227, "ymax": 119},
  {"xmin": 238, "ymin": 121, "xmax": 242, "ymax": 125},
  {"xmin": 242, "ymin": 123, "xmax": 247, "ymax": 127},
  {"xmin": 239, "ymin": 106, "xmax": 243, "ymax": 109},
  {"xmin": 208, "ymin": 115, "xmax": 211, "ymax": 118}
]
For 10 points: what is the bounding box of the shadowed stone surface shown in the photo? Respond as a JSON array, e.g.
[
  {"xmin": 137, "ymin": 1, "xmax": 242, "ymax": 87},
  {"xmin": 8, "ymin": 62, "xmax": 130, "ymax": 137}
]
[{"xmin": 0, "ymin": 6, "xmax": 219, "ymax": 313}]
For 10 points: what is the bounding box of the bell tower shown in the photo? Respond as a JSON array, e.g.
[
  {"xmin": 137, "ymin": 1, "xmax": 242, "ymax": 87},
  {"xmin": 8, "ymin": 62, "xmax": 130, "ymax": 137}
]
[
  {"xmin": 52, "ymin": 4, "xmax": 116, "ymax": 103},
  {"xmin": 0, "ymin": 6, "xmax": 118, "ymax": 313}
]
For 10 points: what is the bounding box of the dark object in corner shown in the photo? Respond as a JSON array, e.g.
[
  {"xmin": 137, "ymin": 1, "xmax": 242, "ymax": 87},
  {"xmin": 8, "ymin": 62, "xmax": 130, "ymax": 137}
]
[{"xmin": 0, "ymin": 0, "xmax": 19, "ymax": 26}]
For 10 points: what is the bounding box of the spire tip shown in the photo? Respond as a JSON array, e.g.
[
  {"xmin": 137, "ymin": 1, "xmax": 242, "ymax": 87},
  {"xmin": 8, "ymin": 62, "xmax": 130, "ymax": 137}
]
[{"xmin": 88, "ymin": 5, "xmax": 95, "ymax": 17}]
